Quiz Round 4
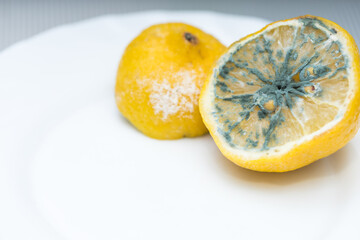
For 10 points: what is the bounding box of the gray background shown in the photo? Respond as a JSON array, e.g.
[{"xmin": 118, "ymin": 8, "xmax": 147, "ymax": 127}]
[{"xmin": 0, "ymin": 0, "xmax": 359, "ymax": 51}]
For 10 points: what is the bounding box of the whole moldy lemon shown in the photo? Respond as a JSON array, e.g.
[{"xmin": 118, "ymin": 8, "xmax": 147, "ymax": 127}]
[{"xmin": 115, "ymin": 23, "xmax": 225, "ymax": 139}]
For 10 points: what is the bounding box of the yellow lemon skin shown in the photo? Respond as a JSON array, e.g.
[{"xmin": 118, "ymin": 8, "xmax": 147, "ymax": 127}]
[
  {"xmin": 115, "ymin": 23, "xmax": 225, "ymax": 139},
  {"xmin": 200, "ymin": 15, "xmax": 360, "ymax": 172}
]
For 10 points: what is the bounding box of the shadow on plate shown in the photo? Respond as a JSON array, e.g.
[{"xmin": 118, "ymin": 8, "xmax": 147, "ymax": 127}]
[
  {"xmin": 216, "ymin": 143, "xmax": 352, "ymax": 186},
  {"xmin": 115, "ymin": 106, "xmax": 353, "ymax": 186}
]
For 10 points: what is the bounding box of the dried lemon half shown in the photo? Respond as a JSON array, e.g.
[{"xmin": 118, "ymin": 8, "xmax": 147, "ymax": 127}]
[{"xmin": 200, "ymin": 15, "xmax": 360, "ymax": 172}]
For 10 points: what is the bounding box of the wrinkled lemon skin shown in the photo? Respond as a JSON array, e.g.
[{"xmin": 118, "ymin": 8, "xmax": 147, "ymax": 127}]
[
  {"xmin": 115, "ymin": 23, "xmax": 225, "ymax": 139},
  {"xmin": 200, "ymin": 15, "xmax": 360, "ymax": 172}
]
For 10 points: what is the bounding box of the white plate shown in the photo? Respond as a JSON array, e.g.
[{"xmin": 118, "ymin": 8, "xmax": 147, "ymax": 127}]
[{"xmin": 0, "ymin": 10, "xmax": 360, "ymax": 240}]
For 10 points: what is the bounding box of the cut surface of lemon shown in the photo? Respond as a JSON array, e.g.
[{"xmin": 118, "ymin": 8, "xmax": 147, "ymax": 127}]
[{"xmin": 200, "ymin": 15, "xmax": 360, "ymax": 172}]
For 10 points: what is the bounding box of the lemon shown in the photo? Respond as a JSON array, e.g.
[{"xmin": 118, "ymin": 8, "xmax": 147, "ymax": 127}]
[
  {"xmin": 200, "ymin": 15, "xmax": 360, "ymax": 172},
  {"xmin": 115, "ymin": 23, "xmax": 225, "ymax": 139}
]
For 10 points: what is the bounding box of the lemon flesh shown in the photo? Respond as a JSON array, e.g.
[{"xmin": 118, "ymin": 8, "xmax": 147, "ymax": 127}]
[
  {"xmin": 200, "ymin": 16, "xmax": 360, "ymax": 172},
  {"xmin": 115, "ymin": 23, "xmax": 225, "ymax": 139}
]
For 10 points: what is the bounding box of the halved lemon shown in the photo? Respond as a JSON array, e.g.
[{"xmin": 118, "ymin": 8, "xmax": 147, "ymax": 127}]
[{"xmin": 200, "ymin": 15, "xmax": 360, "ymax": 172}]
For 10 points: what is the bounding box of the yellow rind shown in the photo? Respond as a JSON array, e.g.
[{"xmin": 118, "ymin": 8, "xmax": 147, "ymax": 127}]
[
  {"xmin": 200, "ymin": 15, "xmax": 360, "ymax": 172},
  {"xmin": 116, "ymin": 23, "xmax": 226, "ymax": 140}
]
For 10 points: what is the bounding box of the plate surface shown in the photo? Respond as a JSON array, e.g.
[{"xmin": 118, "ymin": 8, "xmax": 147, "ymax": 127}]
[{"xmin": 0, "ymin": 11, "xmax": 360, "ymax": 240}]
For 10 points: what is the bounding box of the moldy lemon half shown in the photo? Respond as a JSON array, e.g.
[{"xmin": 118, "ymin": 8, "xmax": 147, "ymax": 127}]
[
  {"xmin": 200, "ymin": 15, "xmax": 360, "ymax": 172},
  {"xmin": 115, "ymin": 23, "xmax": 225, "ymax": 139}
]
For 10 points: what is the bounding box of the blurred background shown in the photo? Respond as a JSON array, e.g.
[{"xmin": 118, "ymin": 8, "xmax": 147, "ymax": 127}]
[{"xmin": 0, "ymin": 0, "xmax": 359, "ymax": 51}]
